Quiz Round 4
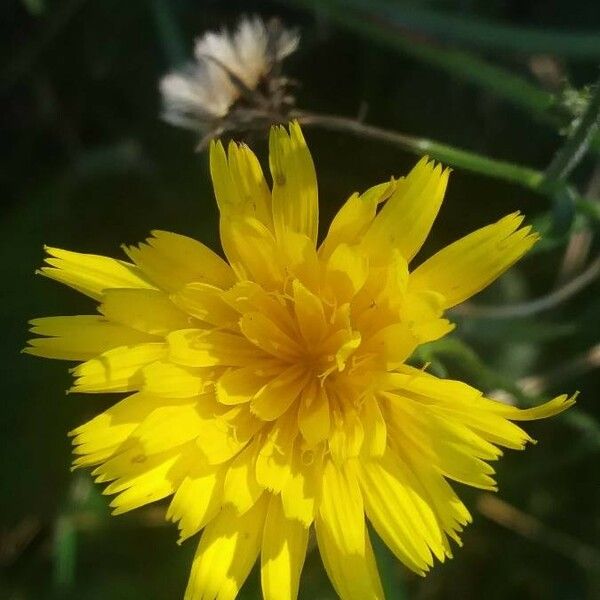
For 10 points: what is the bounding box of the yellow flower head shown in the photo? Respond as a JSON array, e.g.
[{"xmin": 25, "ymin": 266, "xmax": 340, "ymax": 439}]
[{"xmin": 27, "ymin": 122, "xmax": 574, "ymax": 599}]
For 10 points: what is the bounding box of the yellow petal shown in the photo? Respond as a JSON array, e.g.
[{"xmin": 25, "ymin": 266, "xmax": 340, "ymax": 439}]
[
  {"xmin": 280, "ymin": 443, "xmax": 320, "ymax": 527},
  {"xmin": 359, "ymin": 322, "xmax": 419, "ymax": 370},
  {"xmin": 297, "ymin": 381, "xmax": 330, "ymax": 447},
  {"xmin": 269, "ymin": 122, "xmax": 318, "ymax": 245},
  {"xmin": 171, "ymin": 282, "xmax": 239, "ymax": 327},
  {"xmin": 239, "ymin": 312, "xmax": 301, "ymax": 361},
  {"xmin": 251, "ymin": 365, "xmax": 308, "ymax": 421},
  {"xmin": 70, "ymin": 343, "xmax": 167, "ymax": 393},
  {"xmin": 168, "ymin": 329, "xmax": 260, "ymax": 368},
  {"xmin": 167, "ymin": 463, "xmax": 226, "ymax": 543},
  {"xmin": 361, "ymin": 158, "xmax": 450, "ymax": 263},
  {"xmin": 409, "ymin": 212, "xmax": 538, "ymax": 308},
  {"xmin": 360, "ymin": 395, "xmax": 387, "ymax": 458},
  {"xmin": 319, "ymin": 180, "xmax": 395, "ymax": 260},
  {"xmin": 292, "ymin": 279, "xmax": 326, "ymax": 346},
  {"xmin": 255, "ymin": 413, "xmax": 297, "ymax": 492},
  {"xmin": 210, "ymin": 139, "xmax": 273, "ymax": 229},
  {"xmin": 125, "ymin": 230, "xmax": 234, "ymax": 292},
  {"xmin": 25, "ymin": 316, "xmax": 156, "ymax": 361},
  {"xmin": 193, "ymin": 403, "xmax": 262, "ymax": 466},
  {"xmin": 100, "ymin": 443, "xmax": 197, "ymax": 515},
  {"xmin": 39, "ymin": 246, "xmax": 153, "ymax": 300},
  {"xmin": 358, "ymin": 450, "xmax": 442, "ymax": 573},
  {"xmin": 261, "ymin": 494, "xmax": 309, "ymax": 600},
  {"xmin": 185, "ymin": 497, "xmax": 269, "ymax": 600},
  {"xmin": 220, "ymin": 217, "xmax": 283, "ymax": 288},
  {"xmin": 100, "ymin": 288, "xmax": 190, "ymax": 335},
  {"xmin": 142, "ymin": 361, "xmax": 212, "ymax": 398},
  {"xmin": 132, "ymin": 402, "xmax": 209, "ymax": 455},
  {"xmin": 70, "ymin": 392, "xmax": 171, "ymax": 462},
  {"xmin": 325, "ymin": 243, "xmax": 369, "ymax": 303},
  {"xmin": 223, "ymin": 437, "xmax": 264, "ymax": 514},
  {"xmin": 216, "ymin": 365, "xmax": 272, "ymax": 406},
  {"xmin": 483, "ymin": 392, "xmax": 577, "ymax": 421},
  {"xmin": 315, "ymin": 460, "xmax": 384, "ymax": 600}
]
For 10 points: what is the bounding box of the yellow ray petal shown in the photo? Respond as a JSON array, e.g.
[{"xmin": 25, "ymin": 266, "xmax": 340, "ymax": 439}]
[
  {"xmin": 361, "ymin": 158, "xmax": 450, "ymax": 263},
  {"xmin": 359, "ymin": 322, "xmax": 419, "ymax": 370},
  {"xmin": 385, "ymin": 395, "xmax": 499, "ymax": 490},
  {"xmin": 319, "ymin": 180, "xmax": 395, "ymax": 260},
  {"xmin": 216, "ymin": 365, "xmax": 273, "ymax": 406},
  {"xmin": 482, "ymin": 392, "xmax": 577, "ymax": 421},
  {"xmin": 99, "ymin": 443, "xmax": 198, "ymax": 515},
  {"xmin": 409, "ymin": 212, "xmax": 538, "ymax": 308},
  {"xmin": 70, "ymin": 392, "xmax": 178, "ymax": 461},
  {"xmin": 239, "ymin": 312, "xmax": 302, "ymax": 361},
  {"xmin": 315, "ymin": 460, "xmax": 384, "ymax": 600},
  {"xmin": 255, "ymin": 413, "xmax": 297, "ymax": 492},
  {"xmin": 100, "ymin": 288, "xmax": 191, "ymax": 335},
  {"xmin": 297, "ymin": 380, "xmax": 330, "ymax": 448},
  {"xmin": 261, "ymin": 494, "xmax": 309, "ymax": 600},
  {"xmin": 220, "ymin": 217, "xmax": 283, "ymax": 288},
  {"xmin": 25, "ymin": 316, "xmax": 157, "ymax": 361},
  {"xmin": 185, "ymin": 497, "xmax": 269, "ymax": 600},
  {"xmin": 292, "ymin": 279, "xmax": 327, "ymax": 346},
  {"xmin": 142, "ymin": 361, "xmax": 213, "ymax": 398},
  {"xmin": 251, "ymin": 365, "xmax": 308, "ymax": 421},
  {"xmin": 167, "ymin": 463, "xmax": 226, "ymax": 543},
  {"xmin": 124, "ymin": 230, "xmax": 234, "ymax": 292},
  {"xmin": 70, "ymin": 343, "xmax": 167, "ymax": 393},
  {"xmin": 132, "ymin": 402, "xmax": 213, "ymax": 455},
  {"xmin": 280, "ymin": 443, "xmax": 321, "ymax": 527},
  {"xmin": 39, "ymin": 246, "xmax": 154, "ymax": 300},
  {"xmin": 358, "ymin": 449, "xmax": 445, "ymax": 572},
  {"xmin": 210, "ymin": 139, "xmax": 273, "ymax": 229},
  {"xmin": 223, "ymin": 437, "xmax": 264, "ymax": 514},
  {"xmin": 325, "ymin": 243, "xmax": 369, "ymax": 303},
  {"xmin": 269, "ymin": 121, "xmax": 318, "ymax": 245},
  {"xmin": 171, "ymin": 282, "xmax": 239, "ymax": 327},
  {"xmin": 360, "ymin": 395, "xmax": 387, "ymax": 458},
  {"xmin": 168, "ymin": 328, "xmax": 260, "ymax": 368}
]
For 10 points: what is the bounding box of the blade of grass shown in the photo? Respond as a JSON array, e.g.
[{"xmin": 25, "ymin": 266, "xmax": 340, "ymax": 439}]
[{"xmin": 296, "ymin": 0, "xmax": 600, "ymax": 59}]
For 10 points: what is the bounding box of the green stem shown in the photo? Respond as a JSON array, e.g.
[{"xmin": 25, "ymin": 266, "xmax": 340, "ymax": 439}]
[
  {"xmin": 545, "ymin": 76, "xmax": 600, "ymax": 183},
  {"xmin": 293, "ymin": 111, "xmax": 600, "ymax": 224},
  {"xmin": 296, "ymin": 0, "xmax": 600, "ymax": 59}
]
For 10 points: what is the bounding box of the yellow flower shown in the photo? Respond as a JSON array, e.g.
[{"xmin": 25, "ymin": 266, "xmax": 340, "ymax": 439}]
[{"xmin": 27, "ymin": 122, "xmax": 574, "ymax": 600}]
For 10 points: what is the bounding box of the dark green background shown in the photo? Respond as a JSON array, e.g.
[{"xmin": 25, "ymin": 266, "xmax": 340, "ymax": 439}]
[{"xmin": 2, "ymin": 1, "xmax": 599, "ymax": 598}]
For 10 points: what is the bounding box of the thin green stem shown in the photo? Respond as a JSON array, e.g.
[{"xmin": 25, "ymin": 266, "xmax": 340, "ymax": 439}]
[
  {"xmin": 287, "ymin": 0, "xmax": 600, "ymax": 152},
  {"xmin": 545, "ymin": 77, "xmax": 600, "ymax": 183},
  {"xmin": 292, "ymin": 110, "xmax": 600, "ymax": 225},
  {"xmin": 295, "ymin": 0, "xmax": 600, "ymax": 59},
  {"xmin": 293, "ymin": 110, "xmax": 544, "ymax": 188}
]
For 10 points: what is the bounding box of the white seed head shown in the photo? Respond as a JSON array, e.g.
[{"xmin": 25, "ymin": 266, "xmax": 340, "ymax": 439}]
[{"xmin": 160, "ymin": 16, "xmax": 299, "ymax": 133}]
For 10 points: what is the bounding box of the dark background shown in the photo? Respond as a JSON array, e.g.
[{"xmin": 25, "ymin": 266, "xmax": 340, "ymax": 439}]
[{"xmin": 1, "ymin": 1, "xmax": 599, "ymax": 598}]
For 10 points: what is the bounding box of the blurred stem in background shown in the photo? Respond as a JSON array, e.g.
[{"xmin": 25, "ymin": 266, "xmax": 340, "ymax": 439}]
[{"xmin": 288, "ymin": 0, "xmax": 600, "ymax": 152}]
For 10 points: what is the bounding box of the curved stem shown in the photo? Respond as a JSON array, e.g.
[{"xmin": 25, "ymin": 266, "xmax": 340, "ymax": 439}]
[{"xmin": 292, "ymin": 110, "xmax": 544, "ymax": 189}]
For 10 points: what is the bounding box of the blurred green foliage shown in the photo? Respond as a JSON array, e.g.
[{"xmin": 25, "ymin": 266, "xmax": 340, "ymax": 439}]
[{"xmin": 1, "ymin": 1, "xmax": 599, "ymax": 598}]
